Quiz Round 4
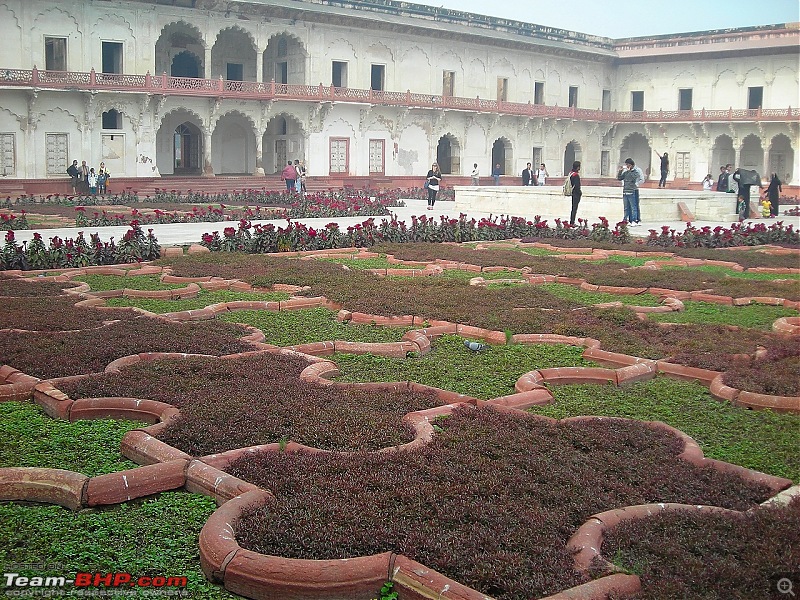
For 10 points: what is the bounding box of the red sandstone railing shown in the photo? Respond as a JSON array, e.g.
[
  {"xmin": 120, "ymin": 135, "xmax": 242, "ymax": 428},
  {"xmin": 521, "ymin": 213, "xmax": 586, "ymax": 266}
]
[{"xmin": 2, "ymin": 67, "xmax": 798, "ymax": 123}]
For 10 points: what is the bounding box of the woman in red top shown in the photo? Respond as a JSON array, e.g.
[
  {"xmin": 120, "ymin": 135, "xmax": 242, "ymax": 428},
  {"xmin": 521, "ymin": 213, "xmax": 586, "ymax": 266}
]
[{"xmin": 281, "ymin": 161, "xmax": 297, "ymax": 191}]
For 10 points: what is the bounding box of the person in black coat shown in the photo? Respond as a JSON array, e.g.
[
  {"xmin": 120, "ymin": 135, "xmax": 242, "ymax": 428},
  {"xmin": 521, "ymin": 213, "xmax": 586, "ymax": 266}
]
[
  {"xmin": 66, "ymin": 160, "xmax": 79, "ymax": 194},
  {"xmin": 426, "ymin": 162, "xmax": 442, "ymax": 209},
  {"xmin": 522, "ymin": 162, "xmax": 536, "ymax": 186},
  {"xmin": 568, "ymin": 161, "xmax": 582, "ymax": 225},
  {"xmin": 765, "ymin": 172, "xmax": 782, "ymax": 217}
]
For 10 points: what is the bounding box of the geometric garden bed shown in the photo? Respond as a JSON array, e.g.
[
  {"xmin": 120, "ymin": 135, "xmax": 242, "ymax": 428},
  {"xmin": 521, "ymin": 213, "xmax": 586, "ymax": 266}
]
[{"xmin": 1, "ymin": 240, "xmax": 798, "ymax": 599}]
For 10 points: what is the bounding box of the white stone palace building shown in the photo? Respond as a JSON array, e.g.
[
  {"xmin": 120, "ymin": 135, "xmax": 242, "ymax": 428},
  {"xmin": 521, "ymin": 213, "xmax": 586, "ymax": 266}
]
[{"xmin": 0, "ymin": 0, "xmax": 798, "ymax": 185}]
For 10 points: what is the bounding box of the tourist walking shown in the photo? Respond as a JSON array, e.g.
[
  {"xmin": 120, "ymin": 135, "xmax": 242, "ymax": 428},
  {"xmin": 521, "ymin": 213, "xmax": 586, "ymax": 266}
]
[
  {"xmin": 568, "ymin": 161, "xmax": 581, "ymax": 226},
  {"xmin": 765, "ymin": 172, "xmax": 782, "ymax": 217},
  {"xmin": 702, "ymin": 173, "xmax": 714, "ymax": 190},
  {"xmin": 425, "ymin": 162, "xmax": 442, "ymax": 209},
  {"xmin": 618, "ymin": 158, "xmax": 640, "ymax": 225},
  {"xmin": 492, "ymin": 163, "xmax": 501, "ymax": 186},
  {"xmin": 716, "ymin": 166, "xmax": 729, "ymax": 192},
  {"xmin": 632, "ymin": 162, "xmax": 644, "ymax": 226}
]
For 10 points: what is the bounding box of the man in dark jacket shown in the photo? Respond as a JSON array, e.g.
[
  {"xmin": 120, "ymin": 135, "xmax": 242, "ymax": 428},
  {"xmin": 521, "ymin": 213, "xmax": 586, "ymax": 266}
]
[
  {"xmin": 522, "ymin": 162, "xmax": 536, "ymax": 186},
  {"xmin": 66, "ymin": 160, "xmax": 79, "ymax": 194},
  {"xmin": 716, "ymin": 165, "xmax": 729, "ymax": 192}
]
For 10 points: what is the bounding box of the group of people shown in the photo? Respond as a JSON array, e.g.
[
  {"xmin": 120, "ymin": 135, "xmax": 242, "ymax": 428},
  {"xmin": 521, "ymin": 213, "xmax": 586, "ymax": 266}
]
[
  {"xmin": 66, "ymin": 160, "xmax": 110, "ymax": 196},
  {"xmin": 713, "ymin": 164, "xmax": 783, "ymax": 220},
  {"xmin": 281, "ymin": 159, "xmax": 307, "ymax": 193}
]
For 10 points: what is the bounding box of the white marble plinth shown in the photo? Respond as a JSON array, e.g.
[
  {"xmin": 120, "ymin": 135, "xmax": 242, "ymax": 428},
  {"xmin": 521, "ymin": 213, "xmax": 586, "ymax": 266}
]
[{"xmin": 453, "ymin": 186, "xmax": 740, "ymax": 223}]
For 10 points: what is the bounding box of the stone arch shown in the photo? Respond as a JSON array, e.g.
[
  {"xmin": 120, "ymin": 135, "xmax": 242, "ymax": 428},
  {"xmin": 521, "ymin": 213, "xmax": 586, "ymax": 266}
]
[
  {"xmin": 436, "ymin": 133, "xmax": 461, "ymax": 175},
  {"xmin": 768, "ymin": 133, "xmax": 794, "ymax": 184},
  {"xmin": 711, "ymin": 134, "xmax": 735, "ymax": 174},
  {"xmin": 156, "ymin": 109, "xmax": 205, "ymax": 175},
  {"xmin": 399, "ymin": 46, "xmax": 431, "ymax": 93},
  {"xmin": 564, "ymin": 140, "xmax": 583, "ymax": 177},
  {"xmin": 491, "ymin": 137, "xmax": 513, "ymax": 176},
  {"xmin": 263, "ymin": 112, "xmax": 306, "ymax": 174},
  {"xmin": 618, "ymin": 132, "xmax": 651, "ymax": 177},
  {"xmin": 41, "ymin": 106, "xmax": 83, "ymax": 131},
  {"xmin": 263, "ymin": 32, "xmax": 307, "ymax": 84},
  {"xmin": 212, "ymin": 26, "xmax": 257, "ymax": 81},
  {"xmin": 212, "ymin": 111, "xmax": 256, "ymax": 175},
  {"xmin": 32, "ymin": 6, "xmax": 80, "ymax": 71},
  {"xmin": 740, "ymin": 133, "xmax": 764, "ymax": 173},
  {"xmin": 155, "ymin": 21, "xmax": 206, "ymax": 78},
  {"xmin": 91, "ymin": 14, "xmax": 134, "ymax": 39},
  {"xmin": 713, "ymin": 69, "xmax": 739, "ymax": 108}
]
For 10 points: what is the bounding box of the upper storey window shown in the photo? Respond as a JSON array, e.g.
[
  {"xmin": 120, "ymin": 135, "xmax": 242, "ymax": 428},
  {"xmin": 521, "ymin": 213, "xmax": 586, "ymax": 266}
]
[
  {"xmin": 443, "ymin": 71, "xmax": 455, "ymax": 97},
  {"xmin": 102, "ymin": 41, "xmax": 123, "ymax": 74},
  {"xmin": 678, "ymin": 88, "xmax": 693, "ymax": 111},
  {"xmin": 371, "ymin": 65, "xmax": 384, "ymax": 91},
  {"xmin": 534, "ymin": 81, "xmax": 545, "ymax": 105},
  {"xmin": 631, "ymin": 91, "xmax": 644, "ymax": 112},
  {"xmin": 748, "ymin": 87, "xmax": 763, "ymax": 110},
  {"xmin": 568, "ymin": 86, "xmax": 578, "ymax": 108},
  {"xmin": 497, "ymin": 78, "xmax": 508, "ymax": 101},
  {"xmin": 45, "ymin": 37, "xmax": 66, "ymax": 71},
  {"xmin": 332, "ymin": 61, "xmax": 348, "ymax": 88}
]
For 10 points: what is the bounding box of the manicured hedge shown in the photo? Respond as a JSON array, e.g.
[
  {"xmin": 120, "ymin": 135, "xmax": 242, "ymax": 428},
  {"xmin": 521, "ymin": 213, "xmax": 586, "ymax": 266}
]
[
  {"xmin": 229, "ymin": 406, "xmax": 772, "ymax": 600},
  {"xmin": 57, "ymin": 353, "xmax": 445, "ymax": 454}
]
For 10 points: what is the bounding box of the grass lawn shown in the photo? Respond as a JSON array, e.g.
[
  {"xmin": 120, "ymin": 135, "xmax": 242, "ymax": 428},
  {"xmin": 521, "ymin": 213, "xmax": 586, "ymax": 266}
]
[{"xmin": 106, "ymin": 289, "xmax": 290, "ymax": 313}]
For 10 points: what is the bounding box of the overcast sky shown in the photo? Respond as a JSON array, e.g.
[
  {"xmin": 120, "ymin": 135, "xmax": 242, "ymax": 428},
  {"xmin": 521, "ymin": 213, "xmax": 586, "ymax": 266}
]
[{"xmin": 411, "ymin": 0, "xmax": 800, "ymax": 38}]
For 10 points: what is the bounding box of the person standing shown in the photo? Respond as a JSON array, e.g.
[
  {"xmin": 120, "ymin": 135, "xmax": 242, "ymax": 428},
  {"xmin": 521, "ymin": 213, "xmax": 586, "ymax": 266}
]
[
  {"xmin": 425, "ymin": 162, "xmax": 442, "ymax": 210},
  {"xmin": 87, "ymin": 168, "xmax": 98, "ymax": 196},
  {"xmin": 715, "ymin": 166, "xmax": 728, "ymax": 192},
  {"xmin": 281, "ymin": 161, "xmax": 297, "ymax": 191},
  {"xmin": 632, "ymin": 162, "xmax": 644, "ymax": 225},
  {"xmin": 654, "ymin": 151, "xmax": 669, "ymax": 187},
  {"xmin": 66, "ymin": 160, "xmax": 79, "ymax": 194},
  {"xmin": 492, "ymin": 163, "xmax": 501, "ymax": 186},
  {"xmin": 702, "ymin": 174, "xmax": 714, "ymax": 191},
  {"xmin": 298, "ymin": 160, "xmax": 307, "ymax": 193},
  {"xmin": 522, "ymin": 162, "xmax": 535, "ymax": 186},
  {"xmin": 535, "ymin": 163, "xmax": 549, "ymax": 186},
  {"xmin": 765, "ymin": 172, "xmax": 782, "ymax": 217},
  {"xmin": 618, "ymin": 158, "xmax": 639, "ymax": 225},
  {"xmin": 79, "ymin": 160, "xmax": 90, "ymax": 195},
  {"xmin": 732, "ymin": 168, "xmax": 762, "ymax": 222},
  {"xmin": 568, "ymin": 161, "xmax": 581, "ymax": 226},
  {"xmin": 97, "ymin": 168, "xmax": 107, "ymax": 194},
  {"xmin": 293, "ymin": 160, "xmax": 303, "ymax": 193},
  {"xmin": 470, "ymin": 163, "xmax": 480, "ymax": 186}
]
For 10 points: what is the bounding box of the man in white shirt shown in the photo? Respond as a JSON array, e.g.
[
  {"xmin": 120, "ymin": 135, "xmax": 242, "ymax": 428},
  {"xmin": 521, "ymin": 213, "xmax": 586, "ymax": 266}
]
[
  {"xmin": 470, "ymin": 163, "xmax": 480, "ymax": 185},
  {"xmin": 535, "ymin": 163, "xmax": 548, "ymax": 186}
]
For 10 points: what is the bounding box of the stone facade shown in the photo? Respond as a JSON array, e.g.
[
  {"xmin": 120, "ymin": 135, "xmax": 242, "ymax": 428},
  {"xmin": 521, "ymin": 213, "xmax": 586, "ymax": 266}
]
[{"xmin": 0, "ymin": 0, "xmax": 797, "ymax": 183}]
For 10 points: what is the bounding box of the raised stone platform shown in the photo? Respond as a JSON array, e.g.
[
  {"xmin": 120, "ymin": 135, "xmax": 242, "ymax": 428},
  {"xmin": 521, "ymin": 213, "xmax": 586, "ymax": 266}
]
[{"xmin": 454, "ymin": 186, "xmax": 741, "ymax": 223}]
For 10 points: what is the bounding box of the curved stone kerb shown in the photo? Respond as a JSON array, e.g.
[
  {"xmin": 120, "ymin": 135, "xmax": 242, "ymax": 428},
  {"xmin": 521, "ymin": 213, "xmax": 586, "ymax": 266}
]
[{"xmin": 0, "ymin": 467, "xmax": 88, "ymax": 511}]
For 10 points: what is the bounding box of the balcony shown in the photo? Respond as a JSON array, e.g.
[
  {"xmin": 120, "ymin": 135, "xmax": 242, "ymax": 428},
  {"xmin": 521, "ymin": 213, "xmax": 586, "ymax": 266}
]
[{"xmin": 1, "ymin": 67, "xmax": 798, "ymax": 124}]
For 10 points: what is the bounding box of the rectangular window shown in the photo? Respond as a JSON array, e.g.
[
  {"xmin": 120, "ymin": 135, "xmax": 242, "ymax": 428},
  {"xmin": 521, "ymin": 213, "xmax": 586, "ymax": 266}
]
[
  {"xmin": 332, "ymin": 61, "xmax": 348, "ymax": 88},
  {"xmin": 101, "ymin": 41, "xmax": 123, "ymax": 74},
  {"xmin": 275, "ymin": 62, "xmax": 288, "ymax": 84},
  {"xmin": 443, "ymin": 71, "xmax": 455, "ymax": 97},
  {"xmin": 370, "ymin": 65, "xmax": 384, "ymax": 91},
  {"xmin": 46, "ymin": 133, "xmax": 68, "ymax": 175},
  {"xmin": 534, "ymin": 81, "xmax": 545, "ymax": 105},
  {"xmin": 0, "ymin": 133, "xmax": 15, "ymax": 177},
  {"xmin": 45, "ymin": 37, "xmax": 66, "ymax": 71},
  {"xmin": 369, "ymin": 139, "xmax": 385, "ymax": 175},
  {"xmin": 226, "ymin": 63, "xmax": 243, "ymax": 81},
  {"xmin": 329, "ymin": 137, "xmax": 349, "ymax": 174},
  {"xmin": 678, "ymin": 88, "xmax": 693, "ymax": 111},
  {"xmin": 748, "ymin": 86, "xmax": 763, "ymax": 110},
  {"xmin": 101, "ymin": 110, "xmax": 122, "ymax": 130},
  {"xmin": 631, "ymin": 91, "xmax": 644, "ymax": 112},
  {"xmin": 568, "ymin": 86, "xmax": 578, "ymax": 108},
  {"xmin": 675, "ymin": 151, "xmax": 691, "ymax": 179},
  {"xmin": 601, "ymin": 150, "xmax": 610, "ymax": 176},
  {"xmin": 497, "ymin": 77, "xmax": 508, "ymax": 101},
  {"xmin": 602, "ymin": 89, "xmax": 611, "ymax": 111},
  {"xmin": 532, "ymin": 147, "xmax": 542, "ymax": 169}
]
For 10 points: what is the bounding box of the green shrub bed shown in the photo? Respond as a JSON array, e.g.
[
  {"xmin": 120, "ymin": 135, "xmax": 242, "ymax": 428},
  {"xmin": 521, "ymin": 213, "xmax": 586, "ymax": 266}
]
[
  {"xmin": 0, "ymin": 493, "xmax": 238, "ymax": 599},
  {"xmin": 218, "ymin": 307, "xmax": 410, "ymax": 346},
  {"xmin": 0, "ymin": 278, "xmax": 78, "ymax": 296},
  {"xmin": 56, "ymin": 353, "xmax": 445, "ymax": 455},
  {"xmin": 599, "ymin": 497, "xmax": 800, "ymax": 600},
  {"xmin": 531, "ymin": 378, "xmax": 800, "ymax": 481},
  {"xmin": 333, "ymin": 335, "xmax": 593, "ymax": 399},
  {"xmin": 648, "ymin": 300, "xmax": 798, "ymax": 330},
  {"xmin": 72, "ymin": 274, "xmax": 186, "ymax": 291},
  {"xmin": 0, "ymin": 402, "xmax": 140, "ymax": 476},
  {"xmin": 106, "ymin": 289, "xmax": 290, "ymax": 313},
  {"xmin": 229, "ymin": 406, "xmax": 773, "ymax": 600}
]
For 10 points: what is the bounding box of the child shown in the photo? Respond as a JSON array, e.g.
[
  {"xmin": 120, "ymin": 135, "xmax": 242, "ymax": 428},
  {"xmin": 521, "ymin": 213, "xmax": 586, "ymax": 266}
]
[
  {"xmin": 87, "ymin": 168, "xmax": 98, "ymax": 196},
  {"xmin": 760, "ymin": 198, "xmax": 771, "ymax": 218},
  {"xmin": 97, "ymin": 169, "xmax": 107, "ymax": 194}
]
